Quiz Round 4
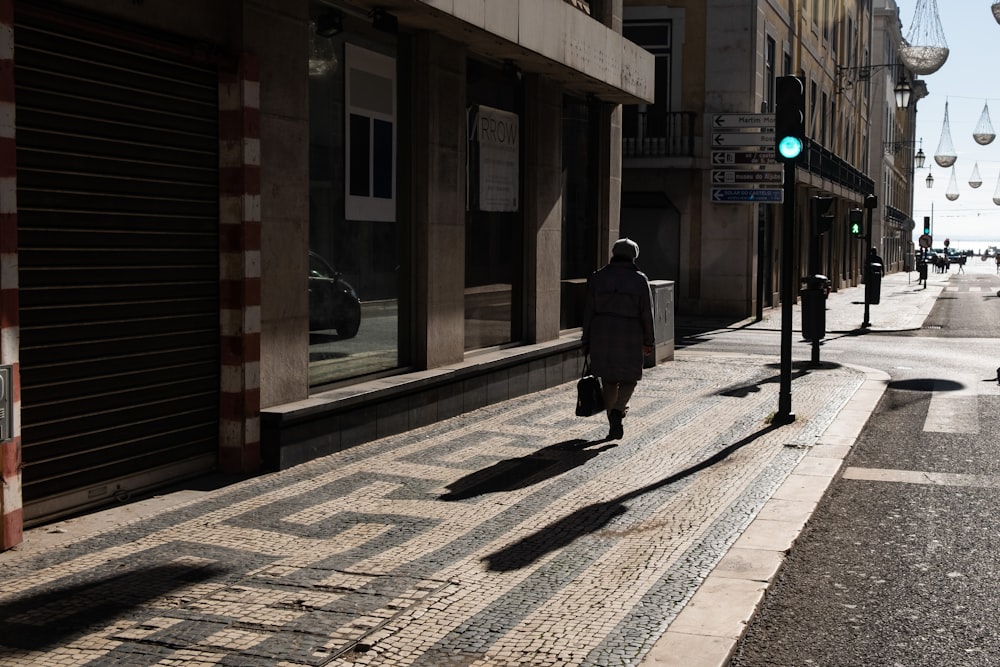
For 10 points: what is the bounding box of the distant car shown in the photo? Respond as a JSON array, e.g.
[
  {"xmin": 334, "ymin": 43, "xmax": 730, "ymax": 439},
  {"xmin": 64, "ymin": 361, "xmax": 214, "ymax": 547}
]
[{"xmin": 309, "ymin": 251, "xmax": 361, "ymax": 337}]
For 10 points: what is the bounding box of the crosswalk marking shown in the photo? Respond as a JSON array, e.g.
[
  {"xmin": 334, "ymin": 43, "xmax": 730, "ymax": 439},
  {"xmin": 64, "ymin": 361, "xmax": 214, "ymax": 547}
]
[
  {"xmin": 924, "ymin": 376, "xmax": 979, "ymax": 434},
  {"xmin": 843, "ymin": 467, "xmax": 1000, "ymax": 488}
]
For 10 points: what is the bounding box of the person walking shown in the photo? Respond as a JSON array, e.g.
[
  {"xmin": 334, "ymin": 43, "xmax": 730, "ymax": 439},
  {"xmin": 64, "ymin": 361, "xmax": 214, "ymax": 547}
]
[{"xmin": 581, "ymin": 238, "xmax": 655, "ymax": 440}]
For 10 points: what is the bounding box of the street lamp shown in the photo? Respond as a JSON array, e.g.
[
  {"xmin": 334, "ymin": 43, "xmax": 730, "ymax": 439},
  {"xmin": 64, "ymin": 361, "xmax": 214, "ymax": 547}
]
[
  {"xmin": 926, "ymin": 170, "xmax": 934, "ymax": 188},
  {"xmin": 883, "ymin": 138, "xmax": 926, "ymax": 167},
  {"xmin": 893, "ymin": 77, "xmax": 913, "ymax": 110},
  {"xmin": 836, "ymin": 64, "xmax": 915, "ymax": 109}
]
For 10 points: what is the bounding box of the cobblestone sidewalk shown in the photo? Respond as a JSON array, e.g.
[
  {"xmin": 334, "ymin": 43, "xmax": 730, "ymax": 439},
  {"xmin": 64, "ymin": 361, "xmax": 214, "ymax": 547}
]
[{"xmin": 0, "ymin": 352, "xmax": 868, "ymax": 667}]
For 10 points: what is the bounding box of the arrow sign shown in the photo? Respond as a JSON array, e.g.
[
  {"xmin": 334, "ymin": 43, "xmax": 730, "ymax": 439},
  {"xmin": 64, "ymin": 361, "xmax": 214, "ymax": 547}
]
[
  {"xmin": 712, "ymin": 113, "xmax": 775, "ymax": 128},
  {"xmin": 712, "ymin": 170, "xmax": 783, "ymax": 184},
  {"xmin": 712, "ymin": 132, "xmax": 774, "ymax": 147},
  {"xmin": 712, "ymin": 188, "xmax": 784, "ymax": 203},
  {"xmin": 711, "ymin": 149, "xmax": 777, "ymax": 166}
]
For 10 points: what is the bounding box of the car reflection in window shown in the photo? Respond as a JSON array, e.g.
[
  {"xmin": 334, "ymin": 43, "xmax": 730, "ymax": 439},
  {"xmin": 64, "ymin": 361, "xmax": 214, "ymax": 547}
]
[{"xmin": 309, "ymin": 251, "xmax": 361, "ymax": 338}]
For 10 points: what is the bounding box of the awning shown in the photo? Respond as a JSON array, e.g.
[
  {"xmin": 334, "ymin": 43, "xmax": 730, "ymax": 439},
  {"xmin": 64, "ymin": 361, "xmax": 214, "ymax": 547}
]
[{"xmin": 329, "ymin": 0, "xmax": 655, "ymax": 104}]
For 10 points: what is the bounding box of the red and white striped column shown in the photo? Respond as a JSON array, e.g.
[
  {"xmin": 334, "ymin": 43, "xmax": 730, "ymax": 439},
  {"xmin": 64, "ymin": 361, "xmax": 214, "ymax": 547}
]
[
  {"xmin": 0, "ymin": 0, "xmax": 23, "ymax": 549},
  {"xmin": 218, "ymin": 54, "xmax": 261, "ymax": 473}
]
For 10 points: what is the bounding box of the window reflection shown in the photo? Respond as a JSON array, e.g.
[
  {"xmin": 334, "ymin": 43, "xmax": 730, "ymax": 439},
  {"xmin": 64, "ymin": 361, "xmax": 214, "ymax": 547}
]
[{"xmin": 308, "ymin": 12, "xmax": 401, "ymax": 387}]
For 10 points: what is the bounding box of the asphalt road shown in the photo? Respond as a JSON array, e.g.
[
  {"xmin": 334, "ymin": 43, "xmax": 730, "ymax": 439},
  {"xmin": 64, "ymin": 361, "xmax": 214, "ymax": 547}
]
[{"xmin": 683, "ymin": 269, "xmax": 1000, "ymax": 666}]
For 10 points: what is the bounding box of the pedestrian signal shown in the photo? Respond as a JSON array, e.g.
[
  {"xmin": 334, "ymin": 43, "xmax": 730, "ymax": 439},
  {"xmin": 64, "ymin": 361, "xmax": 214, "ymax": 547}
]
[
  {"xmin": 923, "ymin": 217, "xmax": 931, "ymax": 235},
  {"xmin": 849, "ymin": 209, "xmax": 864, "ymax": 238},
  {"xmin": 811, "ymin": 196, "xmax": 835, "ymax": 235}
]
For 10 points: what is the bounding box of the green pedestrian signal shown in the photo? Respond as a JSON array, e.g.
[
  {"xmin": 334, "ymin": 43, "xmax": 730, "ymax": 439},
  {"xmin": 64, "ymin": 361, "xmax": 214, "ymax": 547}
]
[{"xmin": 849, "ymin": 209, "xmax": 864, "ymax": 238}]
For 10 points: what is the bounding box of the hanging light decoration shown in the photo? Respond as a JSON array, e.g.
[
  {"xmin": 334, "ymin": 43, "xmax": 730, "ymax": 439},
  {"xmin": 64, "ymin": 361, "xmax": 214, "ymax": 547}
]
[
  {"xmin": 945, "ymin": 166, "xmax": 960, "ymax": 201},
  {"xmin": 915, "ymin": 138, "xmax": 926, "ymax": 168},
  {"xmin": 993, "ymin": 3, "xmax": 1000, "ymax": 25},
  {"xmin": 969, "ymin": 163, "xmax": 983, "ymax": 188},
  {"xmin": 974, "ymin": 103, "xmax": 996, "ymax": 145},
  {"xmin": 994, "ymin": 173, "xmax": 1000, "ymax": 205},
  {"xmin": 934, "ymin": 101, "xmax": 957, "ymax": 168},
  {"xmin": 308, "ymin": 18, "xmax": 340, "ymax": 78},
  {"xmin": 899, "ymin": 0, "xmax": 949, "ymax": 75}
]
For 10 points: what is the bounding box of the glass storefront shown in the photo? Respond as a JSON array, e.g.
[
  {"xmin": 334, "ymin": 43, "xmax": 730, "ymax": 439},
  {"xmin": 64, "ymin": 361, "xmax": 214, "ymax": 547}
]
[
  {"xmin": 308, "ymin": 4, "xmax": 405, "ymax": 387},
  {"xmin": 464, "ymin": 59, "xmax": 523, "ymax": 350}
]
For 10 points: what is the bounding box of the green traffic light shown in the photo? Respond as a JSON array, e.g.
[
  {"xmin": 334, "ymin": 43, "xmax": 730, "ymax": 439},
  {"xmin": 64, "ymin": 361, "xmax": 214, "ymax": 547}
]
[
  {"xmin": 850, "ymin": 222, "xmax": 862, "ymax": 237},
  {"xmin": 778, "ymin": 135, "xmax": 803, "ymax": 160}
]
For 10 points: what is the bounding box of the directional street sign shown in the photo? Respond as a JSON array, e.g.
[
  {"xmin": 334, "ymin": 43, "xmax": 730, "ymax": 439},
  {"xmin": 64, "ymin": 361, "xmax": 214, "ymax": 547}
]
[
  {"xmin": 712, "ymin": 150, "xmax": 777, "ymax": 166},
  {"xmin": 711, "ymin": 188, "xmax": 784, "ymax": 203},
  {"xmin": 711, "ymin": 132, "xmax": 774, "ymax": 147},
  {"xmin": 711, "ymin": 169, "xmax": 783, "ymax": 185},
  {"xmin": 711, "ymin": 113, "xmax": 775, "ymax": 129}
]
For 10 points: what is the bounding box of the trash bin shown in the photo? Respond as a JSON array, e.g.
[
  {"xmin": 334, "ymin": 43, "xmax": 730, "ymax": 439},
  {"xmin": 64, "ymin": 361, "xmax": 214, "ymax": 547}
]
[
  {"xmin": 799, "ymin": 274, "xmax": 828, "ymax": 341},
  {"xmin": 866, "ymin": 262, "xmax": 883, "ymax": 305}
]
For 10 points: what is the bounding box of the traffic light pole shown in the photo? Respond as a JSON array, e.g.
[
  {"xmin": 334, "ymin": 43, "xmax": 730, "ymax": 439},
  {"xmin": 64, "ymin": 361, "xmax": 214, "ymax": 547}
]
[
  {"xmin": 861, "ymin": 195, "xmax": 876, "ymax": 328},
  {"xmin": 773, "ymin": 75, "xmax": 803, "ymax": 426},
  {"xmin": 776, "ymin": 158, "xmax": 796, "ymax": 424}
]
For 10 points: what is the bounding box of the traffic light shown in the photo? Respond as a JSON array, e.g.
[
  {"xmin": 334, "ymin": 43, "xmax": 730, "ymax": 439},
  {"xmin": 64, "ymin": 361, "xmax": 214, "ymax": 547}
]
[
  {"xmin": 923, "ymin": 216, "xmax": 931, "ymax": 235},
  {"xmin": 774, "ymin": 76, "xmax": 805, "ymax": 162},
  {"xmin": 849, "ymin": 208, "xmax": 864, "ymax": 238},
  {"xmin": 812, "ymin": 196, "xmax": 835, "ymax": 235}
]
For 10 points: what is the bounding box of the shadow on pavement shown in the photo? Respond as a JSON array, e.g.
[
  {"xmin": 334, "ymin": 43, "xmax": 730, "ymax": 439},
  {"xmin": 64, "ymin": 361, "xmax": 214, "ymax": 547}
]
[
  {"xmin": 482, "ymin": 423, "xmax": 780, "ymax": 571},
  {"xmin": 439, "ymin": 439, "xmax": 617, "ymax": 501},
  {"xmin": 0, "ymin": 562, "xmax": 226, "ymax": 651}
]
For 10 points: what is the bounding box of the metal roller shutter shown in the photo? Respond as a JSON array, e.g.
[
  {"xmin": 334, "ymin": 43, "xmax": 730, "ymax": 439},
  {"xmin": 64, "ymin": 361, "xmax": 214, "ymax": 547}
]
[{"xmin": 14, "ymin": 5, "xmax": 220, "ymax": 522}]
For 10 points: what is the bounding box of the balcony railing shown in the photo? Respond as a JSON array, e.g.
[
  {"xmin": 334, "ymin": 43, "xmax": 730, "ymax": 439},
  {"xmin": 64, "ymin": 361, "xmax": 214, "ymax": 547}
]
[
  {"xmin": 622, "ymin": 110, "xmax": 696, "ymax": 158},
  {"xmin": 885, "ymin": 204, "xmax": 908, "ymax": 223},
  {"xmin": 803, "ymin": 139, "xmax": 874, "ymax": 195}
]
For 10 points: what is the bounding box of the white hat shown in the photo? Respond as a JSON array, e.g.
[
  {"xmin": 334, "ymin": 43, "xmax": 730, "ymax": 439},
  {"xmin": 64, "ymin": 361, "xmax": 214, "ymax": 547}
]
[{"xmin": 612, "ymin": 238, "xmax": 639, "ymax": 260}]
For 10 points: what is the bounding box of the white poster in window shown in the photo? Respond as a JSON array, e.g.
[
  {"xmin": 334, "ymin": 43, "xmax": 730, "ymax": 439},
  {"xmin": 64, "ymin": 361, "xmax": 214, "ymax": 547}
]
[
  {"xmin": 346, "ymin": 43, "xmax": 396, "ymax": 222},
  {"xmin": 469, "ymin": 105, "xmax": 519, "ymax": 212}
]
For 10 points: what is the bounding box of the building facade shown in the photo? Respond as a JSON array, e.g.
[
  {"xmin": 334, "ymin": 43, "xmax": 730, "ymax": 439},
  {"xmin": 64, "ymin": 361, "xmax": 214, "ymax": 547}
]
[
  {"xmin": 620, "ymin": 0, "xmax": 923, "ymax": 319},
  {"xmin": 0, "ymin": 0, "xmax": 656, "ymax": 549}
]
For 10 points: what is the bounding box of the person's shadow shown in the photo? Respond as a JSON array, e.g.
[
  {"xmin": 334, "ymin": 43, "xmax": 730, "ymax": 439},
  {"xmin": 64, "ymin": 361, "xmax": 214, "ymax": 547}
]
[
  {"xmin": 439, "ymin": 438, "xmax": 616, "ymax": 501},
  {"xmin": 483, "ymin": 423, "xmax": 780, "ymax": 571}
]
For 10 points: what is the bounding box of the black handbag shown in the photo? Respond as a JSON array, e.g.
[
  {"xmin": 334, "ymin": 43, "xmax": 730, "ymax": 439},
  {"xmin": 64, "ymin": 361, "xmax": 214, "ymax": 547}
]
[{"xmin": 575, "ymin": 358, "xmax": 605, "ymax": 417}]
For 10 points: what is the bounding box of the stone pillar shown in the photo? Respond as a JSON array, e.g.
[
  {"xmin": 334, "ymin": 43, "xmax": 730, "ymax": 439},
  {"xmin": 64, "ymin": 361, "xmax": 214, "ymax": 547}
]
[
  {"xmin": 522, "ymin": 74, "xmax": 562, "ymax": 343},
  {"xmin": 412, "ymin": 33, "xmax": 467, "ymax": 368},
  {"xmin": 597, "ymin": 102, "xmax": 624, "ymax": 261},
  {"xmin": 248, "ymin": 2, "xmax": 310, "ymax": 407},
  {"xmin": 218, "ymin": 53, "xmax": 262, "ymax": 473},
  {"xmin": 0, "ymin": 0, "xmax": 22, "ymax": 549}
]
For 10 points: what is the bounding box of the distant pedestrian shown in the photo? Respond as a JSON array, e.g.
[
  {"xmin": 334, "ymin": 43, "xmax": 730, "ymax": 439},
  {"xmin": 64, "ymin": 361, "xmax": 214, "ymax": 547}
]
[
  {"xmin": 958, "ymin": 255, "xmax": 966, "ymax": 273},
  {"xmin": 582, "ymin": 238, "xmax": 655, "ymax": 440}
]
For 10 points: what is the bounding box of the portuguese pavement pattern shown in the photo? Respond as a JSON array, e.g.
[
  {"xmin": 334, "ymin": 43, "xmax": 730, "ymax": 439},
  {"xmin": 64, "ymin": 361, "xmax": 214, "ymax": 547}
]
[{"xmin": 0, "ymin": 353, "xmax": 864, "ymax": 667}]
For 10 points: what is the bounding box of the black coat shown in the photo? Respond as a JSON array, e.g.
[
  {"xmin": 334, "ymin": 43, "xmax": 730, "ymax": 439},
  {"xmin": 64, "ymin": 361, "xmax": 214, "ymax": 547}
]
[{"xmin": 582, "ymin": 257, "xmax": 655, "ymax": 382}]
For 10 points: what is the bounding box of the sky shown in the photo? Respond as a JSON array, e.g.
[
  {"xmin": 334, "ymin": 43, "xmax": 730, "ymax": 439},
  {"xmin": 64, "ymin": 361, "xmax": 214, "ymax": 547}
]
[{"xmin": 900, "ymin": 1, "xmax": 1000, "ymax": 249}]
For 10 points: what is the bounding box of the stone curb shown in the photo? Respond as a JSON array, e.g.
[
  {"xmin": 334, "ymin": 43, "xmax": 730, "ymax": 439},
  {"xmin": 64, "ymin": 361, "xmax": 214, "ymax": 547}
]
[{"xmin": 638, "ymin": 363, "xmax": 890, "ymax": 667}]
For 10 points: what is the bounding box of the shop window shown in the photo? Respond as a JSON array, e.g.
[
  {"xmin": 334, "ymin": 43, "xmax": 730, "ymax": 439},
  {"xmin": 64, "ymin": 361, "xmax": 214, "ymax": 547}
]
[
  {"xmin": 308, "ymin": 7, "xmax": 404, "ymax": 387},
  {"xmin": 465, "ymin": 59, "xmax": 523, "ymax": 351}
]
